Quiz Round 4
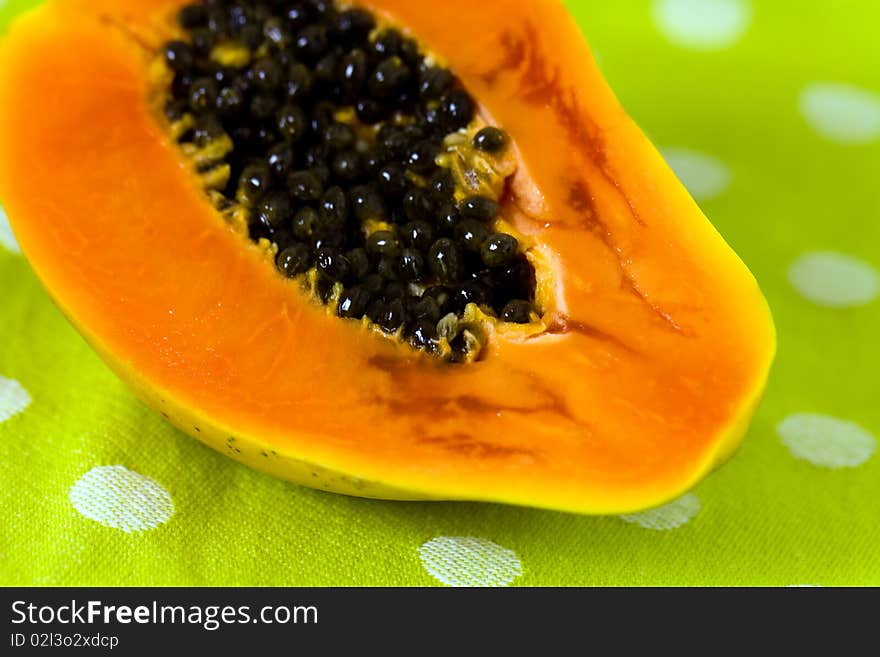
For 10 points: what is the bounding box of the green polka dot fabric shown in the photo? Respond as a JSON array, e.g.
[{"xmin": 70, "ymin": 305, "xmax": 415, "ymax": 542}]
[{"xmin": 1, "ymin": 0, "xmax": 879, "ymax": 587}]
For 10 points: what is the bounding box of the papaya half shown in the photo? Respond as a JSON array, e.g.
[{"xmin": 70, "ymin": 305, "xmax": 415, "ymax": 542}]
[{"xmin": 0, "ymin": 0, "xmax": 775, "ymax": 514}]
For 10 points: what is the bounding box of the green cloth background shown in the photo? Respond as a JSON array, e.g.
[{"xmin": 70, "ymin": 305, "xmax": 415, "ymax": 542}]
[{"xmin": 1, "ymin": 0, "xmax": 878, "ymax": 586}]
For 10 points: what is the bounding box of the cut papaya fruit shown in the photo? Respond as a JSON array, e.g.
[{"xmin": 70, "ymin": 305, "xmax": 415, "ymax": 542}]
[{"xmin": 0, "ymin": 0, "xmax": 775, "ymax": 514}]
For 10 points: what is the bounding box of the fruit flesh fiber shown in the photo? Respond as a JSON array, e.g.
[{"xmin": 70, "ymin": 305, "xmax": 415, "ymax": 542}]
[{"xmin": 0, "ymin": 0, "xmax": 775, "ymax": 513}]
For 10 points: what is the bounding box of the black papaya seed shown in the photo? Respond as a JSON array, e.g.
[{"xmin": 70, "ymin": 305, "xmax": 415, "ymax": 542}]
[{"xmin": 158, "ymin": 0, "xmax": 538, "ymax": 362}]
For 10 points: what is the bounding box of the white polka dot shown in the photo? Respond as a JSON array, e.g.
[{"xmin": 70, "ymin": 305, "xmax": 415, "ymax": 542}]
[
  {"xmin": 778, "ymin": 413, "xmax": 876, "ymax": 469},
  {"xmin": 663, "ymin": 148, "xmax": 732, "ymax": 201},
  {"xmin": 419, "ymin": 536, "xmax": 522, "ymax": 587},
  {"xmin": 0, "ymin": 376, "xmax": 31, "ymax": 423},
  {"xmin": 653, "ymin": 0, "xmax": 751, "ymax": 50},
  {"xmin": 800, "ymin": 82, "xmax": 880, "ymax": 144},
  {"xmin": 620, "ymin": 493, "xmax": 701, "ymax": 530},
  {"xmin": 69, "ymin": 465, "xmax": 174, "ymax": 533},
  {"xmin": 0, "ymin": 206, "xmax": 20, "ymax": 255},
  {"xmin": 789, "ymin": 251, "xmax": 879, "ymax": 308}
]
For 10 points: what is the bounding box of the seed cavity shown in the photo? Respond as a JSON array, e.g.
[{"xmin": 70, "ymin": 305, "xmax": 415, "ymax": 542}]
[{"xmin": 157, "ymin": 0, "xmax": 543, "ymax": 363}]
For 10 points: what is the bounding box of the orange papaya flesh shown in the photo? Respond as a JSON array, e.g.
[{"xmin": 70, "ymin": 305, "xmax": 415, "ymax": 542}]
[{"xmin": 0, "ymin": 0, "xmax": 775, "ymax": 514}]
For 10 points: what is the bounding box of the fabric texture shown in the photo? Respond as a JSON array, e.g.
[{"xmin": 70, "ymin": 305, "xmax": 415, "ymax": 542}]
[{"xmin": 1, "ymin": 0, "xmax": 878, "ymax": 586}]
